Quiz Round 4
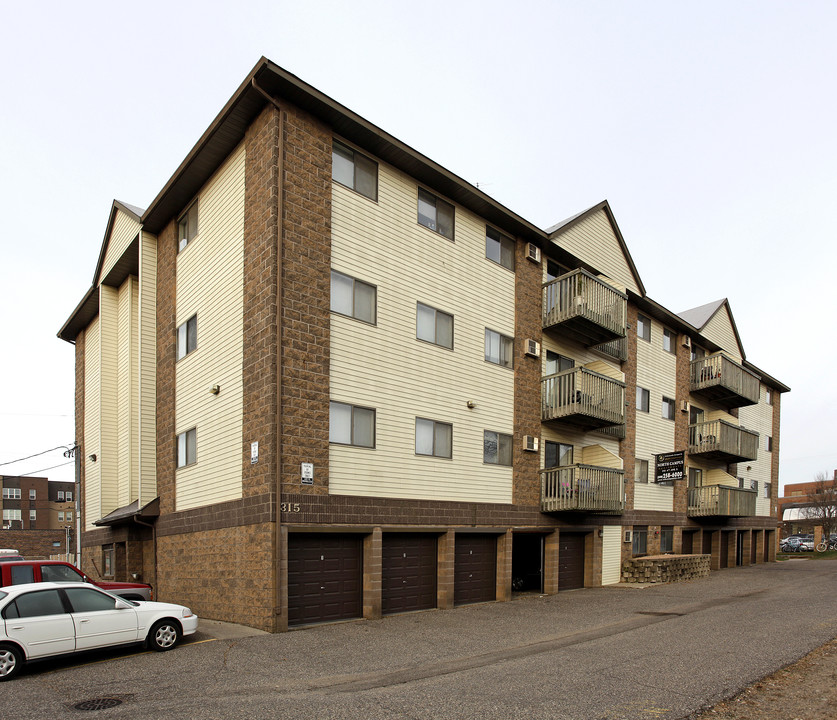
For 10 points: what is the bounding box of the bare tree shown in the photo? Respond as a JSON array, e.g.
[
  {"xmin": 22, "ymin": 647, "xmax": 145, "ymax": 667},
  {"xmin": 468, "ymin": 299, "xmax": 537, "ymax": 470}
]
[{"xmin": 807, "ymin": 471, "xmax": 837, "ymax": 540}]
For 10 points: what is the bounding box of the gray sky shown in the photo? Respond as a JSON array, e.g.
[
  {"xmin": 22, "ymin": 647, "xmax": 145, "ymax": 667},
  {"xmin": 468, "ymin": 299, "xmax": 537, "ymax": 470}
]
[{"xmin": 1, "ymin": 0, "xmax": 834, "ymax": 491}]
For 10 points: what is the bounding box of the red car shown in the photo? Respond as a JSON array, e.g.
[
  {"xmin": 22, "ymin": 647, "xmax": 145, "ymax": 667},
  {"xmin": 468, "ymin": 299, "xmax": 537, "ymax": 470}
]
[{"xmin": 0, "ymin": 561, "xmax": 152, "ymax": 601}]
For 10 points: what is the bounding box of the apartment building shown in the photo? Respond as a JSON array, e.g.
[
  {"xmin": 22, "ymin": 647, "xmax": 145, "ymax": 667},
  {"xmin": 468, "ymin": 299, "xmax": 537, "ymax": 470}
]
[
  {"xmin": 58, "ymin": 58, "xmax": 788, "ymax": 631},
  {"xmin": 0, "ymin": 476, "xmax": 76, "ymax": 530}
]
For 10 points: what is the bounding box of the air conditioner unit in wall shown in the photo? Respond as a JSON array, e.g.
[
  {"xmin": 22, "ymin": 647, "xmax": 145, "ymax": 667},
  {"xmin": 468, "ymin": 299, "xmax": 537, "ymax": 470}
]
[
  {"xmin": 526, "ymin": 243, "xmax": 541, "ymax": 263},
  {"xmin": 682, "ymin": 336, "xmax": 692, "ymax": 348},
  {"xmin": 523, "ymin": 435, "xmax": 539, "ymax": 452},
  {"xmin": 680, "ymin": 400, "xmax": 690, "ymax": 413},
  {"xmin": 525, "ymin": 339, "xmax": 541, "ymax": 358}
]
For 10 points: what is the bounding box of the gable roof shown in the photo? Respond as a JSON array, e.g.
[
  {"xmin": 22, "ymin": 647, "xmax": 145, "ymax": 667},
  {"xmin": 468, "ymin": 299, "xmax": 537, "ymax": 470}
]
[{"xmin": 678, "ymin": 298, "xmax": 746, "ymax": 360}]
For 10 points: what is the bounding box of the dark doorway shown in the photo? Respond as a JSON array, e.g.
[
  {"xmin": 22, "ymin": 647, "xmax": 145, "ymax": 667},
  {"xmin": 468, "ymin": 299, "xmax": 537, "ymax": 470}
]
[
  {"xmin": 682, "ymin": 531, "xmax": 694, "ymax": 554},
  {"xmin": 511, "ymin": 534, "xmax": 543, "ymax": 593}
]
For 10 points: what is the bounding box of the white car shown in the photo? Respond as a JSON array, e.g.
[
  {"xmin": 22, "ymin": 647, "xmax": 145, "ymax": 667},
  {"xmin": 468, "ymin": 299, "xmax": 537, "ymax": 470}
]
[{"xmin": 0, "ymin": 582, "xmax": 198, "ymax": 680}]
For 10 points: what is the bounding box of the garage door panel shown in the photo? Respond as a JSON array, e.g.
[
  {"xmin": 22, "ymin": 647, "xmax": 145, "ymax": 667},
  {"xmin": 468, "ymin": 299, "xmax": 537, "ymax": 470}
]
[
  {"xmin": 382, "ymin": 534, "xmax": 437, "ymax": 615},
  {"xmin": 558, "ymin": 533, "xmax": 585, "ymax": 591},
  {"xmin": 288, "ymin": 535, "xmax": 363, "ymax": 626},
  {"xmin": 454, "ymin": 534, "xmax": 497, "ymax": 606}
]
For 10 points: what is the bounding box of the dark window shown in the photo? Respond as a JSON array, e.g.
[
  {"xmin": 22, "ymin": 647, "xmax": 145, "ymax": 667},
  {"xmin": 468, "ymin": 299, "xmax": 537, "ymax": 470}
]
[
  {"xmin": 483, "ymin": 431, "xmax": 512, "ymax": 466},
  {"xmin": 485, "ymin": 227, "xmax": 514, "ymax": 270},
  {"xmin": 332, "ymin": 140, "xmax": 378, "ymax": 201},
  {"xmin": 417, "ymin": 188, "xmax": 454, "ymax": 239},
  {"xmin": 331, "ymin": 270, "xmax": 377, "ymax": 324},
  {"xmin": 177, "ymin": 315, "xmax": 197, "ymax": 360},
  {"xmin": 177, "ymin": 201, "xmax": 199, "ymax": 252},
  {"xmin": 632, "ymin": 527, "xmax": 648, "ymax": 556},
  {"xmin": 10, "ymin": 565, "xmax": 34, "ymax": 584},
  {"xmin": 545, "ymin": 351, "xmax": 574, "ymax": 375},
  {"xmin": 635, "ymin": 459, "xmax": 649, "ymax": 483},
  {"xmin": 663, "ymin": 328, "xmax": 676, "ymax": 354},
  {"xmin": 545, "ymin": 441, "xmax": 573, "ymax": 468},
  {"xmin": 41, "ymin": 564, "xmax": 85, "ymax": 583},
  {"xmin": 662, "ymin": 397, "xmax": 675, "ymax": 420},
  {"xmin": 12, "ymin": 589, "xmax": 66, "ymax": 618},
  {"xmin": 177, "ymin": 428, "xmax": 197, "ymax": 468},
  {"xmin": 637, "ymin": 314, "xmax": 651, "ymax": 342},
  {"xmin": 660, "ymin": 526, "xmax": 673, "ymax": 553},
  {"xmin": 636, "ymin": 387, "xmax": 650, "ymax": 412},
  {"xmin": 65, "ymin": 587, "xmax": 119, "ymax": 613}
]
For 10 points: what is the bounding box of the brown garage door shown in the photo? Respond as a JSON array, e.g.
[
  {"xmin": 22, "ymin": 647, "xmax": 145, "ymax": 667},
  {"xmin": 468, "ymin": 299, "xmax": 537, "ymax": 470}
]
[
  {"xmin": 558, "ymin": 532, "xmax": 585, "ymax": 591},
  {"xmin": 382, "ymin": 533, "xmax": 437, "ymax": 615},
  {"xmin": 287, "ymin": 534, "xmax": 362, "ymax": 626},
  {"xmin": 454, "ymin": 534, "xmax": 497, "ymax": 606}
]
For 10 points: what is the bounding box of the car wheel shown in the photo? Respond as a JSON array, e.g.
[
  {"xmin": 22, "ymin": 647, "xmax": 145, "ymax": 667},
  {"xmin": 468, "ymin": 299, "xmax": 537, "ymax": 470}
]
[
  {"xmin": 0, "ymin": 644, "xmax": 23, "ymax": 681},
  {"xmin": 148, "ymin": 620, "xmax": 181, "ymax": 651}
]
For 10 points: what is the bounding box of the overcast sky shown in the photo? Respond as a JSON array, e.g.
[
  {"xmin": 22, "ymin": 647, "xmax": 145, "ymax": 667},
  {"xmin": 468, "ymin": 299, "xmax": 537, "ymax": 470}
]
[{"xmin": 1, "ymin": 0, "xmax": 835, "ymax": 492}]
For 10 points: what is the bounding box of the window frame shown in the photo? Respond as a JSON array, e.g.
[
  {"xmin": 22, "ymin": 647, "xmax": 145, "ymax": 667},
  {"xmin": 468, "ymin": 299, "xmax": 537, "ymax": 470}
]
[
  {"xmin": 637, "ymin": 314, "xmax": 651, "ymax": 342},
  {"xmin": 662, "ymin": 396, "xmax": 675, "ymax": 421},
  {"xmin": 176, "ymin": 427, "xmax": 197, "ymax": 469},
  {"xmin": 29, "ymin": 489, "xmax": 36, "ymax": 500},
  {"xmin": 485, "ymin": 226, "xmax": 515, "ymax": 271},
  {"xmin": 177, "ymin": 200, "xmax": 199, "ymax": 252},
  {"xmin": 329, "ymin": 401, "xmax": 376, "ymax": 449},
  {"xmin": 545, "ymin": 441, "xmax": 574, "ymax": 468},
  {"xmin": 764, "ymin": 482, "xmax": 771, "ymax": 499},
  {"xmin": 632, "ymin": 527, "xmax": 648, "ymax": 556},
  {"xmin": 545, "ymin": 351, "xmax": 574, "ymax": 375},
  {"xmin": 331, "ymin": 139, "xmax": 378, "ymax": 201},
  {"xmin": 416, "ymin": 302, "xmax": 454, "ymax": 349},
  {"xmin": 663, "ymin": 328, "xmax": 676, "ymax": 354},
  {"xmin": 660, "ymin": 526, "xmax": 674, "ymax": 553},
  {"xmin": 330, "ymin": 270, "xmax": 377, "ymax": 325},
  {"xmin": 635, "ymin": 458, "xmax": 649, "ymax": 484},
  {"xmin": 415, "ymin": 417, "xmax": 453, "ymax": 459},
  {"xmin": 417, "ymin": 188, "xmax": 455, "ymax": 240},
  {"xmin": 2, "ymin": 488, "xmax": 21, "ymax": 500},
  {"xmin": 176, "ymin": 314, "xmax": 198, "ymax": 360},
  {"xmin": 636, "ymin": 387, "xmax": 650, "ymax": 413},
  {"xmin": 484, "ymin": 328, "xmax": 514, "ymax": 369},
  {"xmin": 483, "ymin": 430, "xmax": 513, "ymax": 466},
  {"xmin": 766, "ymin": 435, "xmax": 773, "ymax": 452}
]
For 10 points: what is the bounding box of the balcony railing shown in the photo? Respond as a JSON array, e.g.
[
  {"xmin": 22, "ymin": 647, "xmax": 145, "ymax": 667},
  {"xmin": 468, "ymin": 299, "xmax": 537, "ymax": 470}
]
[
  {"xmin": 591, "ymin": 336, "xmax": 628, "ymax": 362},
  {"xmin": 541, "ymin": 464, "xmax": 625, "ymax": 514},
  {"xmin": 542, "ymin": 367, "xmax": 626, "ymax": 430},
  {"xmin": 542, "ymin": 269, "xmax": 627, "ymax": 346},
  {"xmin": 690, "ymin": 353, "xmax": 760, "ymax": 408},
  {"xmin": 688, "ymin": 420, "xmax": 759, "ymax": 463},
  {"xmin": 688, "ymin": 485, "xmax": 757, "ymax": 517}
]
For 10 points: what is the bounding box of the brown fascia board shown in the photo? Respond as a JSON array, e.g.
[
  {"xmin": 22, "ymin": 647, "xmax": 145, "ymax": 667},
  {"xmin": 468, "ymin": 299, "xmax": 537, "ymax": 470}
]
[
  {"xmin": 547, "ymin": 200, "xmax": 647, "ymax": 297},
  {"xmin": 141, "ymin": 57, "xmax": 545, "ymax": 244},
  {"xmin": 743, "ymin": 361, "xmax": 790, "ymax": 393}
]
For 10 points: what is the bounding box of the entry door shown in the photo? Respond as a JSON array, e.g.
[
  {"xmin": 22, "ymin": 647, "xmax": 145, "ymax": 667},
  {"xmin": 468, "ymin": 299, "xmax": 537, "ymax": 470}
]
[{"xmin": 558, "ymin": 533, "xmax": 586, "ymax": 591}]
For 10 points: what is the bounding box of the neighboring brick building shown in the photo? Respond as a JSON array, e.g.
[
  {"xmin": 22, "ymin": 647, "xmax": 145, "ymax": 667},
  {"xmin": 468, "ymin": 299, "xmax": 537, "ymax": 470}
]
[
  {"xmin": 0, "ymin": 476, "xmax": 76, "ymax": 531},
  {"xmin": 58, "ymin": 58, "xmax": 789, "ymax": 631},
  {"xmin": 778, "ymin": 472, "xmax": 837, "ymax": 536}
]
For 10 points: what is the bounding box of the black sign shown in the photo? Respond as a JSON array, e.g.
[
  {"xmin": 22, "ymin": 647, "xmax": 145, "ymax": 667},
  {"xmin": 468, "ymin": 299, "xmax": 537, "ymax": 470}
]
[{"xmin": 655, "ymin": 451, "xmax": 685, "ymax": 484}]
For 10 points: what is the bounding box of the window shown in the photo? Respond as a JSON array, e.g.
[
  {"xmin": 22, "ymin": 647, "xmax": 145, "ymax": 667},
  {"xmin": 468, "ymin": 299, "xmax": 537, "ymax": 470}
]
[
  {"xmin": 2, "ymin": 488, "xmax": 20, "ymax": 500},
  {"xmin": 546, "ymin": 259, "xmax": 570, "ymax": 282},
  {"xmin": 417, "ymin": 188, "xmax": 454, "ymax": 239},
  {"xmin": 485, "ymin": 227, "xmax": 514, "ymax": 270},
  {"xmin": 9, "ymin": 589, "xmax": 65, "ymax": 619},
  {"xmin": 545, "ymin": 351, "xmax": 574, "ymax": 375},
  {"xmin": 635, "ymin": 459, "xmax": 649, "ymax": 484},
  {"xmin": 637, "ymin": 314, "xmax": 651, "ymax": 342},
  {"xmin": 750, "ymin": 479, "xmax": 758, "ymax": 491},
  {"xmin": 485, "ymin": 329, "xmax": 513, "ymax": 368},
  {"xmin": 688, "ymin": 468, "xmax": 703, "ymax": 488},
  {"xmin": 57, "ymin": 490, "xmax": 64, "ymax": 501},
  {"xmin": 29, "ymin": 489, "xmax": 36, "ymax": 500},
  {"xmin": 10, "ymin": 565, "xmax": 34, "ymax": 585},
  {"xmin": 332, "ymin": 140, "xmax": 377, "ymax": 200},
  {"xmin": 662, "ymin": 397, "xmax": 675, "ymax": 421},
  {"xmin": 177, "ymin": 428, "xmax": 197, "ymax": 468},
  {"xmin": 103, "ymin": 546, "xmax": 114, "ymax": 577},
  {"xmin": 690, "ymin": 344, "xmax": 705, "ymax": 363},
  {"xmin": 689, "ymin": 405, "xmax": 704, "ymax": 425},
  {"xmin": 636, "ymin": 387, "xmax": 650, "ymax": 412},
  {"xmin": 66, "ymin": 511, "xmax": 73, "ymax": 522},
  {"xmin": 58, "ymin": 511, "xmax": 64, "ymax": 522},
  {"xmin": 663, "ymin": 328, "xmax": 676, "ymax": 354},
  {"xmin": 330, "ymin": 270, "xmax": 377, "ymax": 324},
  {"xmin": 177, "ymin": 200, "xmax": 199, "ymax": 252},
  {"xmin": 632, "ymin": 527, "xmax": 648, "ymax": 556},
  {"xmin": 329, "ymin": 401, "xmax": 375, "ymax": 448},
  {"xmin": 545, "ymin": 441, "xmax": 573, "ymax": 468},
  {"xmin": 766, "ymin": 436, "xmax": 773, "ymax": 452},
  {"xmin": 766, "ymin": 388, "xmax": 774, "ymax": 405},
  {"xmin": 65, "ymin": 587, "xmax": 120, "ymax": 613},
  {"xmin": 3, "ymin": 509, "xmax": 22, "ymax": 522},
  {"xmin": 415, "ymin": 418, "xmax": 452, "ymax": 458},
  {"xmin": 177, "ymin": 314, "xmax": 197, "ymax": 360},
  {"xmin": 764, "ymin": 482, "xmax": 771, "ymax": 499},
  {"xmin": 66, "ymin": 491, "xmax": 72, "ymax": 502},
  {"xmin": 416, "ymin": 303, "xmax": 453, "ymax": 349},
  {"xmin": 738, "ymin": 477, "xmax": 746, "ymax": 489},
  {"xmin": 483, "ymin": 431, "xmax": 512, "ymax": 466},
  {"xmin": 660, "ymin": 526, "xmax": 673, "ymax": 553},
  {"xmin": 29, "ymin": 510, "xmax": 36, "ymax": 522}
]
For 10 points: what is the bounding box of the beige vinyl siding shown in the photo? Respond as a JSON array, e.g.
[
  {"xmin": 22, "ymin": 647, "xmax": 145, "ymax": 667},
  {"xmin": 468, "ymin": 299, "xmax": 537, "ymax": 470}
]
[
  {"xmin": 634, "ymin": 313, "xmax": 676, "ymax": 511},
  {"xmin": 706, "ymin": 469, "xmax": 738, "ymax": 487},
  {"xmin": 83, "ymin": 316, "xmax": 101, "ymax": 531},
  {"xmin": 99, "ymin": 212, "xmax": 141, "ymax": 284},
  {"xmin": 138, "ymin": 234, "xmax": 157, "ymax": 505},
  {"xmin": 601, "ymin": 525, "xmax": 623, "ymax": 585},
  {"xmin": 739, "ymin": 394, "xmax": 774, "ymax": 516},
  {"xmin": 701, "ymin": 306, "xmax": 742, "ymax": 361},
  {"xmin": 550, "ymin": 209, "xmax": 641, "ymax": 295},
  {"xmin": 98, "ymin": 286, "xmax": 119, "ymax": 520},
  {"xmin": 175, "ymin": 143, "xmax": 245, "ymax": 511},
  {"xmin": 329, "ymin": 160, "xmax": 514, "ymax": 503},
  {"xmin": 581, "ymin": 444, "xmax": 622, "ymax": 469},
  {"xmin": 116, "ymin": 277, "xmax": 139, "ymax": 507}
]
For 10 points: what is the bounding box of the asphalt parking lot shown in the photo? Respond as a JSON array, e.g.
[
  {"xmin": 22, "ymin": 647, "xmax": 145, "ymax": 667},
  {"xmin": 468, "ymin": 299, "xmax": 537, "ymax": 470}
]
[{"xmin": 3, "ymin": 558, "xmax": 836, "ymax": 720}]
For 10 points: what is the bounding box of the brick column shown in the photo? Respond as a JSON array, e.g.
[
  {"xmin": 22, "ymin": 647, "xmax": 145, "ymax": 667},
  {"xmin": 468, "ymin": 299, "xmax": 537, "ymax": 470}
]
[
  {"xmin": 364, "ymin": 528, "xmax": 382, "ymax": 620},
  {"xmin": 543, "ymin": 530, "xmax": 559, "ymax": 594},
  {"xmin": 496, "ymin": 530, "xmax": 512, "ymax": 602},
  {"xmin": 437, "ymin": 531, "xmax": 455, "ymax": 610}
]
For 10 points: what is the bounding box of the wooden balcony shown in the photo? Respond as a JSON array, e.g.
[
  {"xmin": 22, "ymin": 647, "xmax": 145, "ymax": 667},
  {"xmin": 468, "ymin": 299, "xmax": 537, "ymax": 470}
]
[
  {"xmin": 542, "ymin": 269, "xmax": 627, "ymax": 346},
  {"xmin": 542, "ymin": 367, "xmax": 626, "ymax": 430},
  {"xmin": 541, "ymin": 464, "xmax": 625, "ymax": 514},
  {"xmin": 688, "ymin": 485, "xmax": 757, "ymax": 517},
  {"xmin": 688, "ymin": 420, "xmax": 759, "ymax": 463},
  {"xmin": 690, "ymin": 353, "xmax": 760, "ymax": 408}
]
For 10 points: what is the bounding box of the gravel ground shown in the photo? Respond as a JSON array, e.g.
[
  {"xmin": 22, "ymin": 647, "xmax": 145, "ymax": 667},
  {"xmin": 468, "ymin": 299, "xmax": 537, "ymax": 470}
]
[{"xmin": 693, "ymin": 632, "xmax": 837, "ymax": 719}]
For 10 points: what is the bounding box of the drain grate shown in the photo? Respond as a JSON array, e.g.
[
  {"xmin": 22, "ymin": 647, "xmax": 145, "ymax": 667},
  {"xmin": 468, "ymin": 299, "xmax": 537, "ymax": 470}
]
[{"xmin": 74, "ymin": 698, "xmax": 124, "ymax": 711}]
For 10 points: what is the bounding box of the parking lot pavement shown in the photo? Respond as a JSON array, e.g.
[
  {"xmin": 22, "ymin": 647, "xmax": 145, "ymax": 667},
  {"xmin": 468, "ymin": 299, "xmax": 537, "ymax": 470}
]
[{"xmin": 3, "ymin": 559, "xmax": 837, "ymax": 720}]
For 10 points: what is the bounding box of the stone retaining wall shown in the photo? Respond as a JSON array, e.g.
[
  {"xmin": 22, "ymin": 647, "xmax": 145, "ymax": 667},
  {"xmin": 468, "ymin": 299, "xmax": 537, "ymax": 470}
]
[{"xmin": 622, "ymin": 553, "xmax": 710, "ymax": 584}]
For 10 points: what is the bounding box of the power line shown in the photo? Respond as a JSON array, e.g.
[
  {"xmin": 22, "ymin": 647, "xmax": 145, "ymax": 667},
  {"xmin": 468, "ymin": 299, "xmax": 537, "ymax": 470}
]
[
  {"xmin": 0, "ymin": 444, "xmax": 76, "ymax": 468},
  {"xmin": 19, "ymin": 461, "xmax": 75, "ymax": 477}
]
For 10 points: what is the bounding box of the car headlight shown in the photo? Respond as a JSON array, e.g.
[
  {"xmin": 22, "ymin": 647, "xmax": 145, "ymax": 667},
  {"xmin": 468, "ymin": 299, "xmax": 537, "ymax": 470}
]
[{"xmin": 181, "ymin": 608, "xmax": 194, "ymax": 618}]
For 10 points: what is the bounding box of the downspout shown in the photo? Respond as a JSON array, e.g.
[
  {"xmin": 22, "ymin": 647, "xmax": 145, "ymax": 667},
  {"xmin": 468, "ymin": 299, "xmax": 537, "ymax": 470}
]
[{"xmin": 251, "ymin": 78, "xmax": 285, "ymax": 632}]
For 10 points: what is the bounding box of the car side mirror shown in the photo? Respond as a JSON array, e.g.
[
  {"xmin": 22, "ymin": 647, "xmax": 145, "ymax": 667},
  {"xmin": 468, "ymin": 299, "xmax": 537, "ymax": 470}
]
[{"xmin": 115, "ymin": 599, "xmax": 133, "ymax": 610}]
